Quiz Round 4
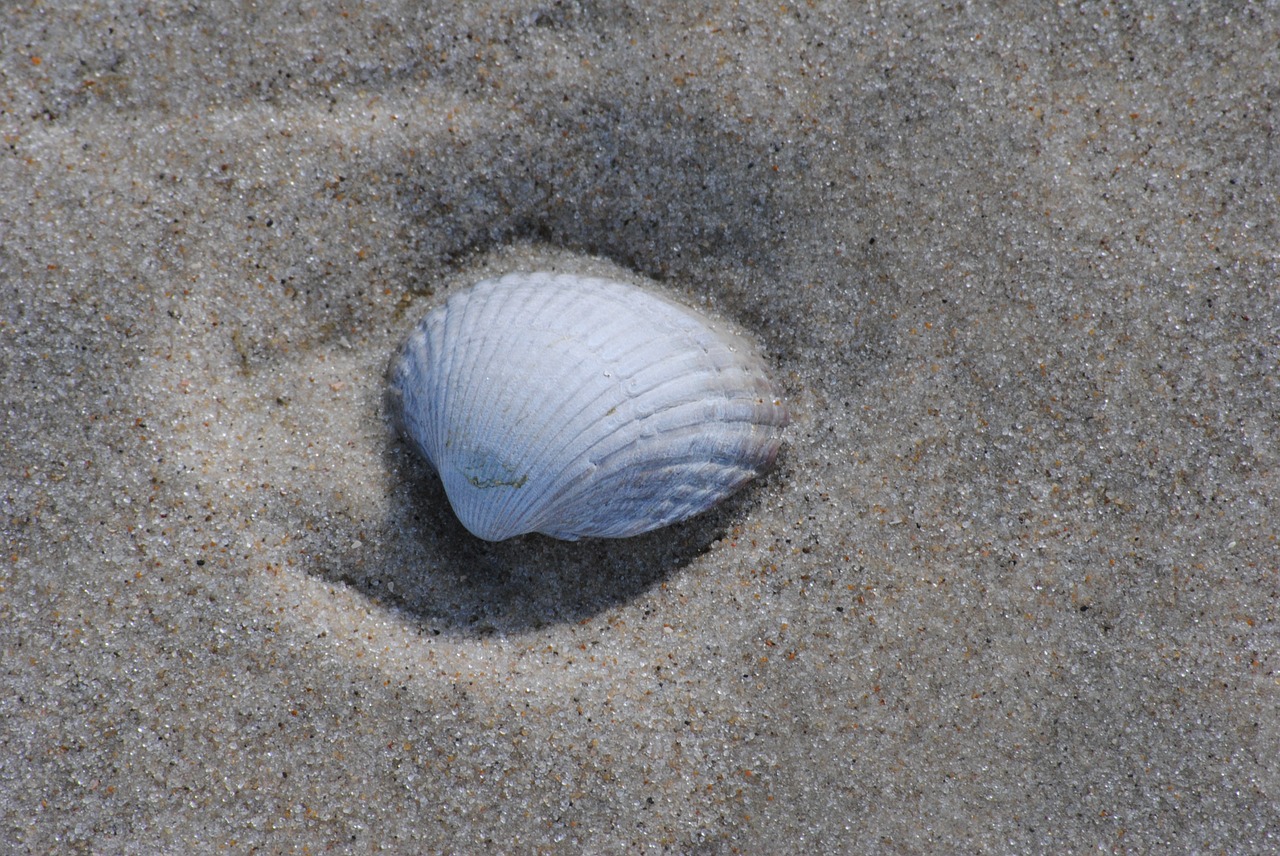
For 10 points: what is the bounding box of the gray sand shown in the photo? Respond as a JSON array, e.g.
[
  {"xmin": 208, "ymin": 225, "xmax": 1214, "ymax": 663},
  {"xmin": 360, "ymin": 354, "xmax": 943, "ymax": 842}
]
[{"xmin": 3, "ymin": 3, "xmax": 1277, "ymax": 852}]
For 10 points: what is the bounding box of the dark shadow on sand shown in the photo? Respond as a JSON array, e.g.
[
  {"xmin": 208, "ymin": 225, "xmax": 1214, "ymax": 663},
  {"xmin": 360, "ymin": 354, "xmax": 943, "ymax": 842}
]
[{"xmin": 352, "ymin": 438, "xmax": 783, "ymax": 636}]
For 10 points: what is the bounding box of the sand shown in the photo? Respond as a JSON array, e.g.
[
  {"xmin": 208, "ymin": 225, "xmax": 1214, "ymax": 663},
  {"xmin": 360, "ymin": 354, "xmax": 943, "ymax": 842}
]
[{"xmin": 2, "ymin": 2, "xmax": 1277, "ymax": 852}]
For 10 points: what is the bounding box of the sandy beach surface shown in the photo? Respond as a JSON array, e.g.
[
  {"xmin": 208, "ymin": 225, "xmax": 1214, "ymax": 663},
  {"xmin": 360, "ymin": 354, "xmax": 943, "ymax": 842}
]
[{"xmin": 3, "ymin": 3, "xmax": 1277, "ymax": 852}]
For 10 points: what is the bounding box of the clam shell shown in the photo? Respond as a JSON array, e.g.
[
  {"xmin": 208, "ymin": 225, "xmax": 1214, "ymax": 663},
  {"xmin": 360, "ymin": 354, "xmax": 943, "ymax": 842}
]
[{"xmin": 388, "ymin": 272, "xmax": 788, "ymax": 541}]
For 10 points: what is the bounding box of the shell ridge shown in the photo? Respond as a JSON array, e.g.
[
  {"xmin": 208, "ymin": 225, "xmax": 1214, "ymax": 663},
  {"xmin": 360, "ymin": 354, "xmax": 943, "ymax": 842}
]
[
  {"xmin": 452, "ymin": 278, "xmax": 569, "ymax": 537},
  {"xmin": 436, "ymin": 282, "xmax": 531, "ymax": 537},
  {"xmin": 458, "ymin": 277, "xmax": 627, "ymax": 537},
  {"xmin": 475, "ymin": 278, "xmax": 619, "ymax": 535},
  {"xmin": 494, "ymin": 353, "xmax": 697, "ymax": 531},
  {"xmin": 487, "ymin": 285, "xmax": 644, "ymax": 533},
  {"xmin": 543, "ymin": 451, "xmax": 761, "ymax": 538},
  {"xmin": 408, "ymin": 321, "xmax": 446, "ymax": 467},
  {"xmin": 525, "ymin": 396, "xmax": 773, "ymax": 535},
  {"xmin": 410, "ymin": 323, "xmax": 441, "ymax": 465},
  {"xmin": 434, "ymin": 287, "xmax": 482, "ymax": 470},
  {"xmin": 426, "ymin": 308, "xmax": 460, "ymax": 467},
  {"xmin": 390, "ymin": 272, "xmax": 787, "ymax": 541},
  {"xmin": 503, "ymin": 327, "xmax": 778, "ymax": 533},
  {"xmin": 537, "ymin": 393, "xmax": 780, "ymax": 501},
  {"xmin": 453, "ymin": 279, "xmax": 523, "ymax": 464},
  {"xmin": 501, "ymin": 378, "xmax": 779, "ymax": 538},
  {"xmin": 503, "ymin": 300, "xmax": 737, "ymax": 490}
]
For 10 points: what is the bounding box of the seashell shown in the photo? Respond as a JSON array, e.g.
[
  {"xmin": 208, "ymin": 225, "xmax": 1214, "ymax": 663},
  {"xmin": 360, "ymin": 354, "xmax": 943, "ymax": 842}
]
[{"xmin": 387, "ymin": 272, "xmax": 788, "ymax": 541}]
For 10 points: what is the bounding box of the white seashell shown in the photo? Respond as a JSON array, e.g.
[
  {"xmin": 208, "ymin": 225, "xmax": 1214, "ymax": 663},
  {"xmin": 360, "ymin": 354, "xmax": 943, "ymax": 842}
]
[{"xmin": 387, "ymin": 272, "xmax": 788, "ymax": 541}]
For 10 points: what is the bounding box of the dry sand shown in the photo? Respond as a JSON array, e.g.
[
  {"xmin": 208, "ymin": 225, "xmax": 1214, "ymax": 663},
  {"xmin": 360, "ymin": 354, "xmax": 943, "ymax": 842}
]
[{"xmin": 2, "ymin": 3, "xmax": 1277, "ymax": 852}]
